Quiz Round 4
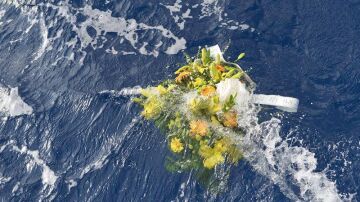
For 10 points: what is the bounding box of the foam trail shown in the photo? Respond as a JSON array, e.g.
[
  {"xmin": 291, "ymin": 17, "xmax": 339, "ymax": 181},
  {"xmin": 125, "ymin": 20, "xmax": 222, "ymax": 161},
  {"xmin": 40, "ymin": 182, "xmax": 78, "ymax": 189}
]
[
  {"xmin": 99, "ymin": 86, "xmax": 142, "ymax": 97},
  {"xmin": 217, "ymin": 104, "xmax": 342, "ymax": 201}
]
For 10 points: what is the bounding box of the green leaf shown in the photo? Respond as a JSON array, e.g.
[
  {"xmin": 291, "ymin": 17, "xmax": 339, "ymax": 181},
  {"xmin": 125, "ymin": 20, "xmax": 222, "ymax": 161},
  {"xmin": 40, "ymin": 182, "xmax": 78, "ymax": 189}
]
[
  {"xmin": 223, "ymin": 69, "xmax": 235, "ymax": 78},
  {"xmin": 234, "ymin": 53, "xmax": 245, "ymax": 62},
  {"xmin": 231, "ymin": 72, "xmax": 244, "ymax": 79},
  {"xmin": 223, "ymin": 94, "xmax": 237, "ymax": 112}
]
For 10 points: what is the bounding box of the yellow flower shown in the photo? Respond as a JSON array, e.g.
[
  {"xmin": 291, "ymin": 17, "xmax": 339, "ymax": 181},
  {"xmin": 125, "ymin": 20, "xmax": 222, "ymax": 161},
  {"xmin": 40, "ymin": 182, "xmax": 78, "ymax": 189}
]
[
  {"xmin": 219, "ymin": 138, "xmax": 243, "ymax": 164},
  {"xmin": 190, "ymin": 120, "xmax": 208, "ymax": 136},
  {"xmin": 193, "ymin": 78, "xmax": 206, "ymax": 88},
  {"xmin": 170, "ymin": 137, "xmax": 184, "ymax": 153},
  {"xmin": 198, "ymin": 139, "xmax": 229, "ymax": 169},
  {"xmin": 214, "ymin": 139, "xmax": 228, "ymax": 153},
  {"xmin": 175, "ymin": 71, "xmax": 191, "ymax": 83},
  {"xmin": 201, "ymin": 85, "xmax": 216, "ymax": 96},
  {"xmin": 141, "ymin": 96, "xmax": 162, "ymax": 119},
  {"xmin": 222, "ymin": 112, "xmax": 238, "ymax": 128},
  {"xmin": 156, "ymin": 85, "xmax": 167, "ymax": 95},
  {"xmin": 198, "ymin": 141, "xmax": 213, "ymax": 158},
  {"xmin": 193, "ymin": 63, "xmax": 207, "ymax": 74},
  {"xmin": 203, "ymin": 153, "xmax": 225, "ymax": 169}
]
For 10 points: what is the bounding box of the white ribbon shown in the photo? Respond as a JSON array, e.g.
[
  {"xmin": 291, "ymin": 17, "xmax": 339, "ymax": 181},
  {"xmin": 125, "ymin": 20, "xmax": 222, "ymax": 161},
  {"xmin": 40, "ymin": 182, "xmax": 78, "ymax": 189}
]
[
  {"xmin": 207, "ymin": 45, "xmax": 299, "ymax": 112},
  {"xmin": 252, "ymin": 94, "xmax": 299, "ymax": 112}
]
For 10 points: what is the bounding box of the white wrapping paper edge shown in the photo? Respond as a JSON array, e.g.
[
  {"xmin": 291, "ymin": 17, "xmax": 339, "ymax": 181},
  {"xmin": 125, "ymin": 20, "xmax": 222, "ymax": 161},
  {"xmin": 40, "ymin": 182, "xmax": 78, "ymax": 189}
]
[{"xmin": 207, "ymin": 45, "xmax": 299, "ymax": 112}]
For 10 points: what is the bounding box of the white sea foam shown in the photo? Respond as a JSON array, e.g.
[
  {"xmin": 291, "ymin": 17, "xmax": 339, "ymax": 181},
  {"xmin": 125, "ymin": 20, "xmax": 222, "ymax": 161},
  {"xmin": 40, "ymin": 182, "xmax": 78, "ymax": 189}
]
[
  {"xmin": 99, "ymin": 86, "xmax": 142, "ymax": 97},
  {"xmin": 163, "ymin": 0, "xmax": 193, "ymax": 30},
  {"xmin": 79, "ymin": 5, "xmax": 186, "ymax": 57},
  {"xmin": 0, "ymin": 9, "xmax": 6, "ymax": 26},
  {"xmin": 0, "ymin": 140, "xmax": 57, "ymax": 198},
  {"xmin": 66, "ymin": 179, "xmax": 77, "ymax": 190},
  {"xmin": 200, "ymin": 0, "xmax": 223, "ymax": 21},
  {"xmin": 3, "ymin": 0, "xmax": 257, "ymax": 64},
  {"xmin": 0, "ymin": 175, "xmax": 11, "ymax": 184},
  {"xmin": 217, "ymin": 103, "xmax": 343, "ymax": 201},
  {"xmin": 4, "ymin": 1, "xmax": 187, "ymax": 63},
  {"xmin": 11, "ymin": 144, "xmax": 57, "ymax": 186},
  {"xmin": 0, "ymin": 87, "xmax": 33, "ymax": 117},
  {"xmin": 12, "ymin": 182, "xmax": 21, "ymax": 193},
  {"xmin": 199, "ymin": 0, "xmax": 256, "ymax": 32},
  {"xmin": 32, "ymin": 14, "xmax": 49, "ymax": 62}
]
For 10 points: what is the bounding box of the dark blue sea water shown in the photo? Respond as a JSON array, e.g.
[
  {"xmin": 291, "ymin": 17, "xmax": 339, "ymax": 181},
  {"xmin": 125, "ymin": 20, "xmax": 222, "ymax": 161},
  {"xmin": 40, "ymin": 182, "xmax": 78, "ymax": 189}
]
[{"xmin": 0, "ymin": 0, "xmax": 359, "ymax": 201}]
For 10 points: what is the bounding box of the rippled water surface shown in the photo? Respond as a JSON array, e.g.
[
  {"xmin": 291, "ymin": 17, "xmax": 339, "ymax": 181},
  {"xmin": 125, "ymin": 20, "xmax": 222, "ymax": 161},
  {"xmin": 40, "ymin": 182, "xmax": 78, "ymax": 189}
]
[{"xmin": 0, "ymin": 0, "xmax": 359, "ymax": 201}]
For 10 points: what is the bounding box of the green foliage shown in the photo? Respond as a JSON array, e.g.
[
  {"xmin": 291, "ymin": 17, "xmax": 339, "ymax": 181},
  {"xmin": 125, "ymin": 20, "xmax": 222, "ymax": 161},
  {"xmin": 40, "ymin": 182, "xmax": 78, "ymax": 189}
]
[
  {"xmin": 223, "ymin": 94, "xmax": 237, "ymax": 112},
  {"xmin": 231, "ymin": 72, "xmax": 244, "ymax": 79}
]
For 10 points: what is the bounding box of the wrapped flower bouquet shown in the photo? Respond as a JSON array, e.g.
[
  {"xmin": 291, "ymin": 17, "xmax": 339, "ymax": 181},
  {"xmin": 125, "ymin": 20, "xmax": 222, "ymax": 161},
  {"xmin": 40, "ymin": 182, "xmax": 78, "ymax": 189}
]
[{"xmin": 132, "ymin": 45, "xmax": 298, "ymax": 190}]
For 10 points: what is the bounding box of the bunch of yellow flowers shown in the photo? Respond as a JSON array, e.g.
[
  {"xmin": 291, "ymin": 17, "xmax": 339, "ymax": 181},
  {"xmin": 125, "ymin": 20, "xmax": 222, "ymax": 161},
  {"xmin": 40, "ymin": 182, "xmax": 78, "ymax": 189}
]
[{"xmin": 134, "ymin": 48, "xmax": 249, "ymax": 189}]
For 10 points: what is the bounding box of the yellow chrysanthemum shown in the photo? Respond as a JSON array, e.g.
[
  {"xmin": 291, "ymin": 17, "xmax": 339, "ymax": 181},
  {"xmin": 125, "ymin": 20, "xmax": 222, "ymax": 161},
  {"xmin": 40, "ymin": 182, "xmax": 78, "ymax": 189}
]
[
  {"xmin": 203, "ymin": 153, "xmax": 225, "ymax": 169},
  {"xmin": 198, "ymin": 140, "xmax": 227, "ymax": 169},
  {"xmin": 170, "ymin": 137, "xmax": 184, "ymax": 153},
  {"xmin": 201, "ymin": 86, "xmax": 216, "ymax": 96},
  {"xmin": 198, "ymin": 141, "xmax": 213, "ymax": 158},
  {"xmin": 175, "ymin": 71, "xmax": 191, "ymax": 83},
  {"xmin": 223, "ymin": 112, "xmax": 238, "ymax": 128},
  {"xmin": 193, "ymin": 78, "xmax": 206, "ymax": 88},
  {"xmin": 190, "ymin": 120, "xmax": 208, "ymax": 136},
  {"xmin": 141, "ymin": 96, "xmax": 162, "ymax": 119},
  {"xmin": 214, "ymin": 139, "xmax": 228, "ymax": 153}
]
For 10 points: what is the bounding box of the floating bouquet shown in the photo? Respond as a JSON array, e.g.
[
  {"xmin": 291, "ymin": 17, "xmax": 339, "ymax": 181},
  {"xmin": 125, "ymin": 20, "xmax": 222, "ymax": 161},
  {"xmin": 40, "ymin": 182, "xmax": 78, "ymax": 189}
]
[{"xmin": 132, "ymin": 46, "xmax": 298, "ymax": 190}]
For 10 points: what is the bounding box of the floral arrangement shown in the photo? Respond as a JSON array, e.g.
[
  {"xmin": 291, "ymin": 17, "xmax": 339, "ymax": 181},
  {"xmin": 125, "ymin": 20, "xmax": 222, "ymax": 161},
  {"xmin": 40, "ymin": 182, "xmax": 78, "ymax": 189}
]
[{"xmin": 133, "ymin": 48, "xmax": 252, "ymax": 189}]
